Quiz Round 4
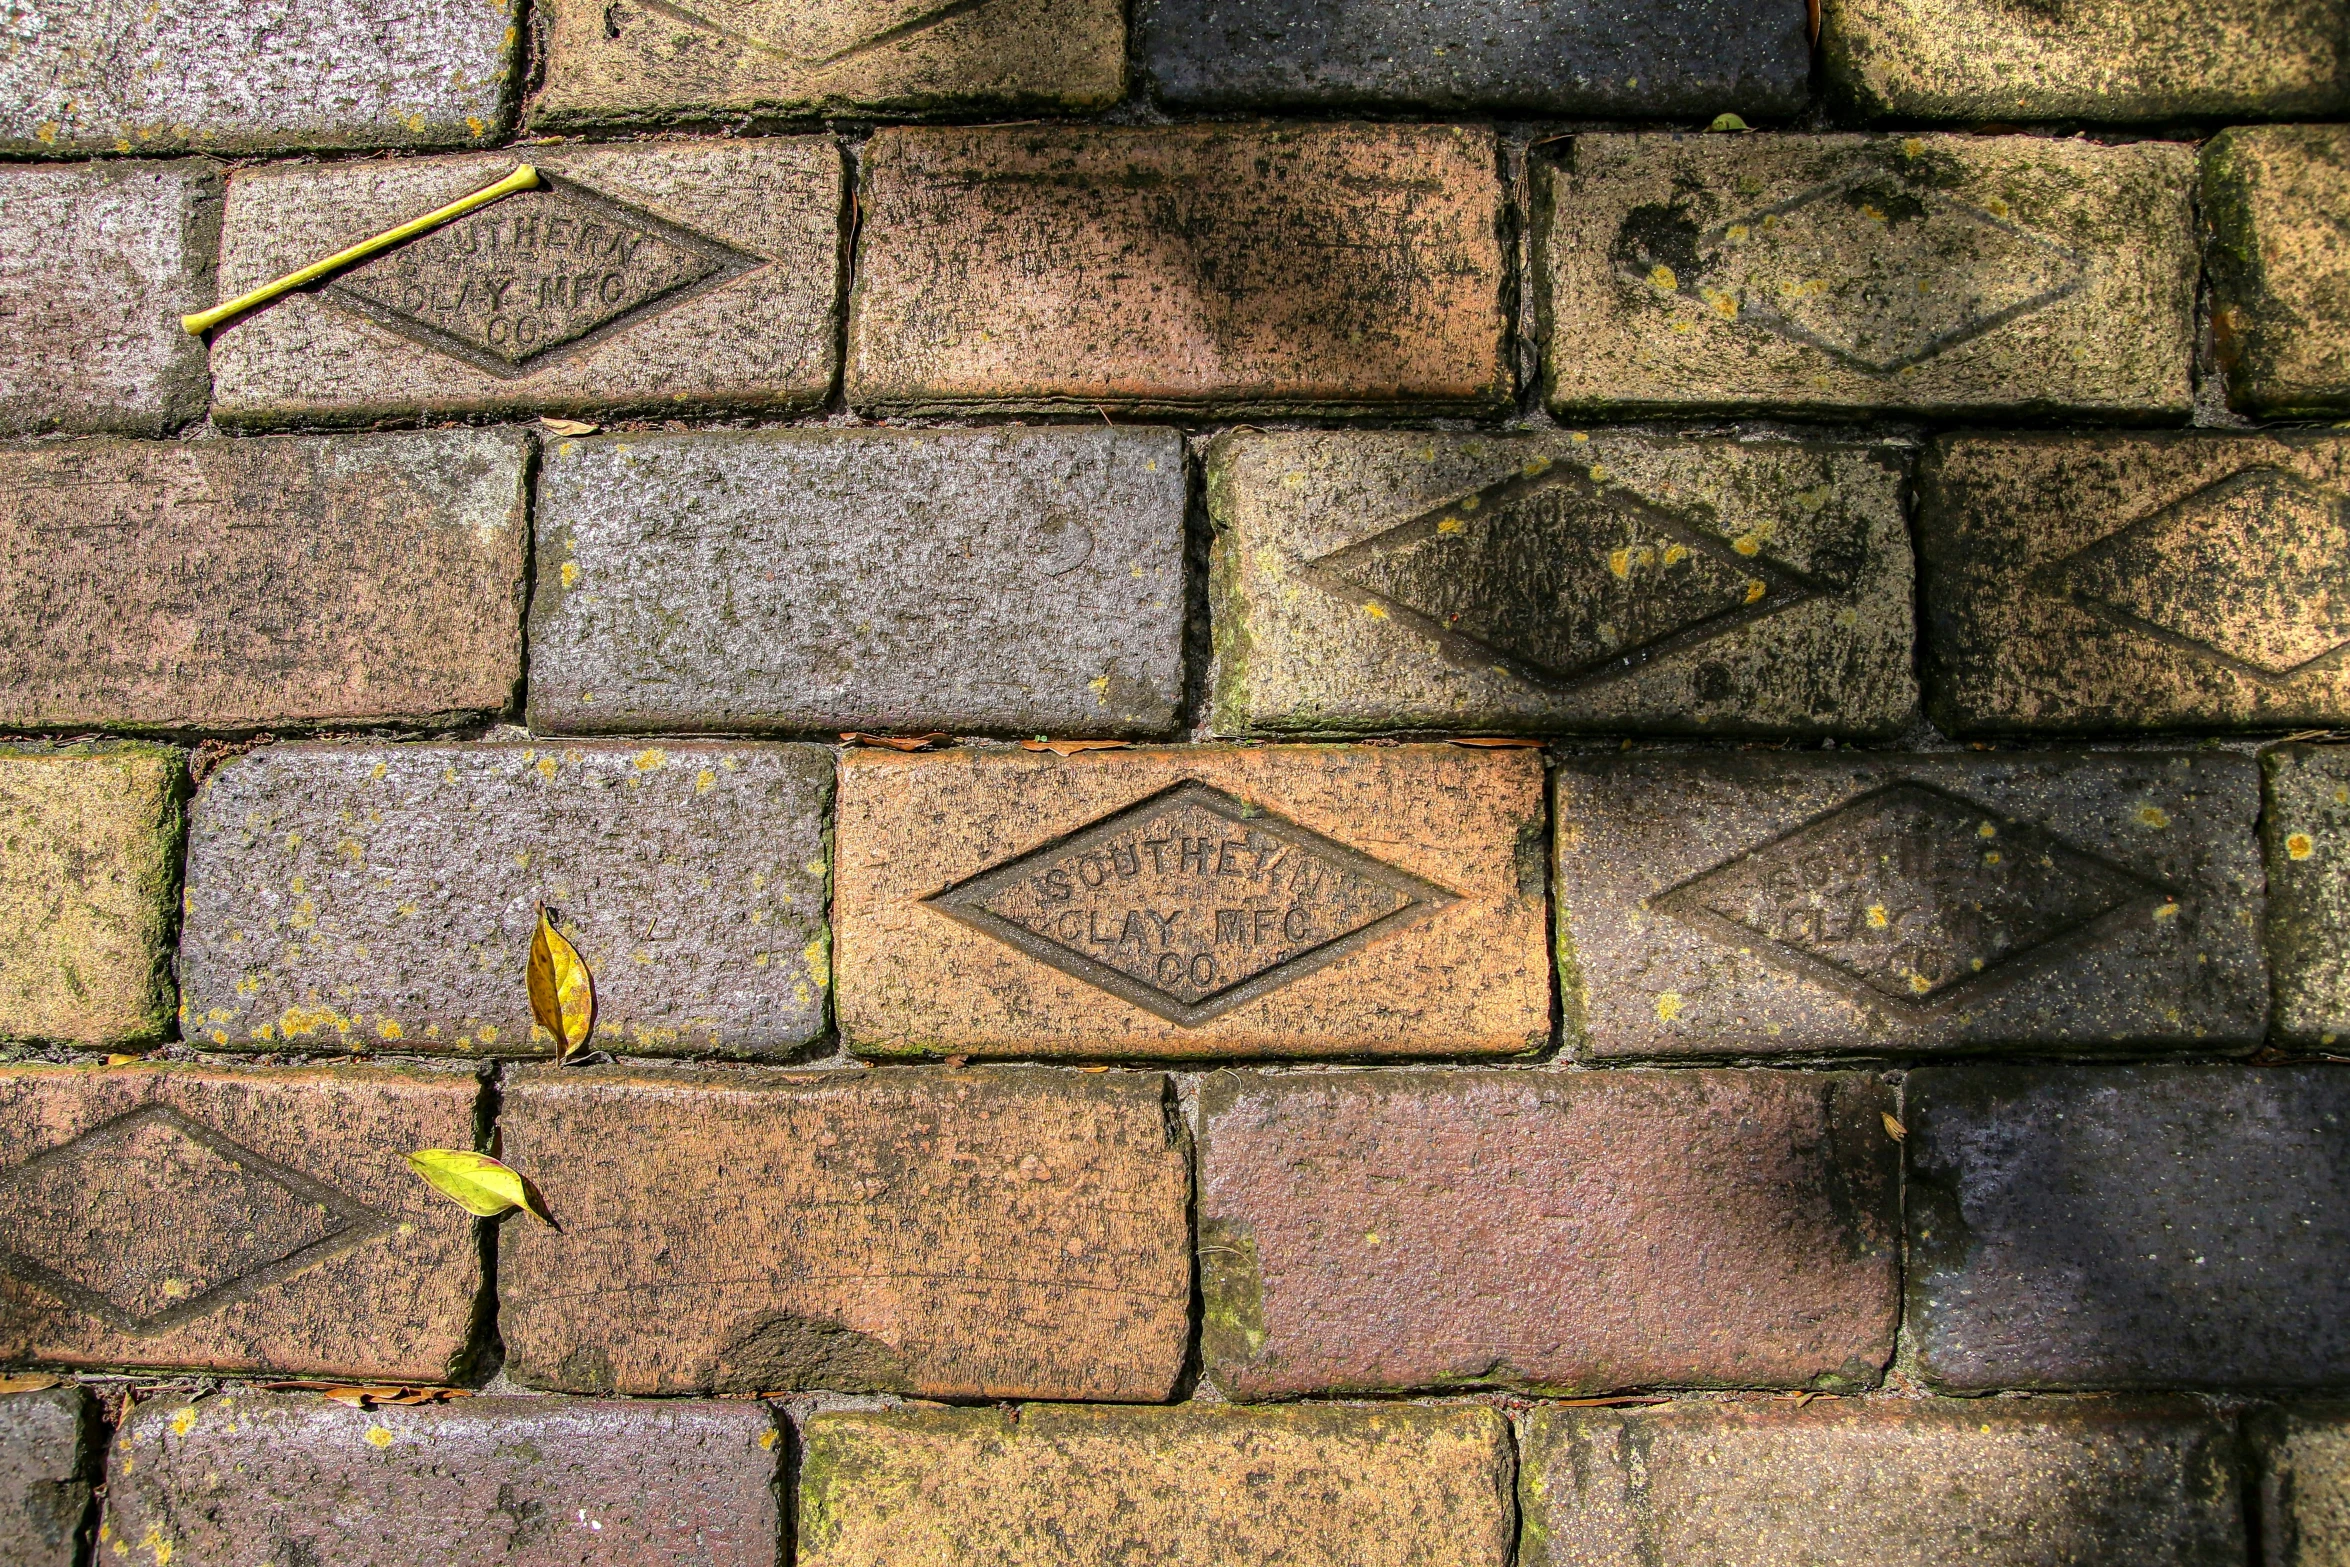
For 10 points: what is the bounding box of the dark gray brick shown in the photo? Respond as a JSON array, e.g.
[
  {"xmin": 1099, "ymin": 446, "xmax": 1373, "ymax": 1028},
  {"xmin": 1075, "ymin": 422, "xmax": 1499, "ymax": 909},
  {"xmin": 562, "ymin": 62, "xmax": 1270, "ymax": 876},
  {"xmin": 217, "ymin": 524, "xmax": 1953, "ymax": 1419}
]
[
  {"xmin": 2266, "ymin": 746, "xmax": 2350, "ymax": 1047},
  {"xmin": 0, "ymin": 1389, "xmax": 93, "ymax": 1567}
]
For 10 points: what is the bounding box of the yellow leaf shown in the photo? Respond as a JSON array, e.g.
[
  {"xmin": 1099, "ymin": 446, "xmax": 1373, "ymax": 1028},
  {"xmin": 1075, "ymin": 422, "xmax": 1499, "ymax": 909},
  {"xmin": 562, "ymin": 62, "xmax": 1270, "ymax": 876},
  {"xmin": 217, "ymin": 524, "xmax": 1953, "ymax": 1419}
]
[
  {"xmin": 527, "ymin": 905, "xmax": 595, "ymax": 1061},
  {"xmin": 1882, "ymin": 1112, "xmax": 1908, "ymax": 1142},
  {"xmin": 538, "ymin": 417, "xmax": 600, "ymax": 436},
  {"xmin": 1710, "ymin": 112, "xmax": 1752, "ymax": 132},
  {"xmin": 405, "ymin": 1149, "xmax": 554, "ymax": 1225},
  {"xmin": 0, "ymin": 1372, "xmax": 61, "ymax": 1393}
]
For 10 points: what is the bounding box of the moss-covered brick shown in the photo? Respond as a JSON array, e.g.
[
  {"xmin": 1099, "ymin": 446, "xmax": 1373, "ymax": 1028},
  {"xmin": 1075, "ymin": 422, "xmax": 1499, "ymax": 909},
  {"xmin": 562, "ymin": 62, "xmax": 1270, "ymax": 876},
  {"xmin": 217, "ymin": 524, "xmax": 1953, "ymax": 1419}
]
[{"xmin": 2205, "ymin": 124, "xmax": 2350, "ymax": 418}]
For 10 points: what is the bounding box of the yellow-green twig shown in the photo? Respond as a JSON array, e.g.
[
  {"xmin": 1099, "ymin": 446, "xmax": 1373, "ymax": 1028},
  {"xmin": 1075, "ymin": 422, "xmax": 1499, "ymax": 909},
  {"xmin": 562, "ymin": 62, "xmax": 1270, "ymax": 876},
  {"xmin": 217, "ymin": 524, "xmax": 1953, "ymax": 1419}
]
[{"xmin": 181, "ymin": 164, "xmax": 541, "ymax": 337}]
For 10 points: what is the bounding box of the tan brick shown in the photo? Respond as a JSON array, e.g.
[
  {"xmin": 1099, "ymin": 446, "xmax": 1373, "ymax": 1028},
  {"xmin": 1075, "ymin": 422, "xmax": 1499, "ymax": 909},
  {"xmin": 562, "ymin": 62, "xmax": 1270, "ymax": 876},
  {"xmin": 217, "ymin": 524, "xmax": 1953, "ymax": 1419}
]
[
  {"xmin": 0, "ymin": 745, "xmax": 181, "ymax": 1047},
  {"xmin": 1919, "ymin": 432, "xmax": 2350, "ymax": 733},
  {"xmin": 799, "ymin": 1403, "xmax": 1512, "ymax": 1567},
  {"xmin": 210, "ymin": 140, "xmax": 843, "ymax": 428},
  {"xmin": 2252, "ymin": 1405, "xmax": 2350, "ymax": 1567},
  {"xmin": 496, "ymin": 1065, "xmax": 1189, "ymax": 1399},
  {"xmin": 531, "ymin": 0, "xmax": 1125, "ymax": 126},
  {"xmin": 1538, "ymin": 133, "xmax": 2196, "ymax": 419},
  {"xmin": 0, "ymin": 1064, "xmax": 481, "ymax": 1380},
  {"xmin": 848, "ymin": 123, "xmax": 1508, "ymax": 416},
  {"xmin": 2206, "ymin": 125, "xmax": 2350, "ymax": 418},
  {"xmin": 1199, "ymin": 1069, "xmax": 1899, "ymax": 1399},
  {"xmin": 1522, "ymin": 1399, "xmax": 2244, "ymax": 1567},
  {"xmin": 1823, "ymin": 0, "xmax": 2348, "ymax": 123},
  {"xmin": 0, "ymin": 432, "xmax": 526, "ymax": 734},
  {"xmin": 835, "ymin": 745, "xmax": 1549, "ymax": 1059}
]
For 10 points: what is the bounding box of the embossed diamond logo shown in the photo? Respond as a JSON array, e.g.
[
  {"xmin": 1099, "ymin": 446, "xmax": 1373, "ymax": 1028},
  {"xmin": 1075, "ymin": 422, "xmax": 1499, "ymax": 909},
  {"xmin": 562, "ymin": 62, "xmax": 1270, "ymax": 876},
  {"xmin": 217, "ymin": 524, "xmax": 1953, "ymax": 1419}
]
[
  {"xmin": 1676, "ymin": 173, "xmax": 2085, "ymax": 373},
  {"xmin": 2040, "ymin": 466, "xmax": 2350, "ymax": 679},
  {"xmin": 329, "ymin": 178, "xmax": 760, "ymax": 378},
  {"xmin": 1652, "ymin": 782, "xmax": 2166, "ymax": 1014},
  {"xmin": 635, "ymin": 0, "xmax": 994, "ymax": 67},
  {"xmin": 0, "ymin": 1105, "xmax": 388, "ymax": 1332},
  {"xmin": 927, "ymin": 782, "xmax": 1456, "ymax": 1025},
  {"xmin": 1300, "ymin": 459, "xmax": 1821, "ymax": 691}
]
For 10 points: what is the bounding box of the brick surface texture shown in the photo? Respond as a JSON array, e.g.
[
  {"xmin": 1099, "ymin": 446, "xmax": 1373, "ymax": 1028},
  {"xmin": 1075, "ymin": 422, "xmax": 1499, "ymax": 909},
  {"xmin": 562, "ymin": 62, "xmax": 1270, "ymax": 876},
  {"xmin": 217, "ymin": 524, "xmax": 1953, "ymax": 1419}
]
[{"xmin": 6, "ymin": 2, "xmax": 2349, "ymax": 1559}]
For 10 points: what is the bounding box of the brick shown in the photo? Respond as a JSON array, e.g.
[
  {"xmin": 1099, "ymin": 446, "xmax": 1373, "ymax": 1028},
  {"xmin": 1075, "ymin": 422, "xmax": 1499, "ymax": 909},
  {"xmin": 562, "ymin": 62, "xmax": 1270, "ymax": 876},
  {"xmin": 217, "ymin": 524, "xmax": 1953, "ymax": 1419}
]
[
  {"xmin": 0, "ymin": 431, "xmax": 527, "ymax": 735},
  {"xmin": 1823, "ymin": 0, "xmax": 2348, "ymax": 122},
  {"xmin": 209, "ymin": 140, "xmax": 843, "ymax": 429},
  {"xmin": 2251, "ymin": 1405, "xmax": 2350, "ymax": 1567},
  {"xmin": 531, "ymin": 0, "xmax": 1124, "ymax": 126},
  {"xmin": 179, "ymin": 741, "xmax": 830, "ymax": 1058},
  {"xmin": 1537, "ymin": 133, "xmax": 2196, "ymax": 419},
  {"xmin": 1553, "ymin": 751, "xmax": 2267, "ymax": 1058},
  {"xmin": 1140, "ymin": 0, "xmax": 1806, "ymax": 114},
  {"xmin": 0, "ymin": 1063, "xmax": 480, "ymax": 1379},
  {"xmin": 0, "ymin": 1389, "xmax": 93, "ymax": 1567},
  {"xmin": 1207, "ymin": 429, "xmax": 1917, "ymax": 737},
  {"xmin": 1918, "ymin": 432, "xmax": 2350, "ymax": 733},
  {"xmin": 530, "ymin": 427, "xmax": 1184, "ymax": 737},
  {"xmin": 1908, "ymin": 1065, "xmax": 2350, "ymax": 1390},
  {"xmin": 1521, "ymin": 1399, "xmax": 2244, "ymax": 1567},
  {"xmin": 496, "ymin": 1064, "xmax": 1188, "ymax": 1399},
  {"xmin": 2266, "ymin": 746, "xmax": 2350, "ymax": 1046},
  {"xmin": 2206, "ymin": 125, "xmax": 2350, "ymax": 417},
  {"xmin": 105, "ymin": 1391, "xmax": 779, "ymax": 1567},
  {"xmin": 0, "ymin": 0, "xmax": 521, "ymax": 154},
  {"xmin": 849, "ymin": 123, "xmax": 1508, "ymax": 416},
  {"xmin": 1199, "ymin": 1069, "xmax": 1898, "ymax": 1399},
  {"xmin": 0, "ymin": 163, "xmax": 215, "ymax": 438},
  {"xmin": 836, "ymin": 745, "xmax": 1549, "ymax": 1059},
  {"xmin": 0, "ymin": 744, "xmax": 182, "ymax": 1047},
  {"xmin": 800, "ymin": 1403, "xmax": 1512, "ymax": 1567}
]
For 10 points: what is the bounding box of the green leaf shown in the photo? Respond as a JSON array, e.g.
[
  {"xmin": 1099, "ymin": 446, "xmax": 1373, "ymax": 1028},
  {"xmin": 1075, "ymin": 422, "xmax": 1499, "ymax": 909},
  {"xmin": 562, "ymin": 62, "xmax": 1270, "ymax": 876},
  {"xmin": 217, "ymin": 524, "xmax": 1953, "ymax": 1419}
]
[
  {"xmin": 1709, "ymin": 113, "xmax": 1752, "ymax": 132},
  {"xmin": 406, "ymin": 1149, "xmax": 553, "ymax": 1225}
]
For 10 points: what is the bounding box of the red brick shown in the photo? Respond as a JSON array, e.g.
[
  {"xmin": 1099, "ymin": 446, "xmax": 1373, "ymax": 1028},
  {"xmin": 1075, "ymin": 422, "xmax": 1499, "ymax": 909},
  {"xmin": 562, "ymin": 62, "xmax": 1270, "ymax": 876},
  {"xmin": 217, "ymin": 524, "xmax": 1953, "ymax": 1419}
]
[
  {"xmin": 0, "ymin": 1064, "xmax": 481, "ymax": 1380},
  {"xmin": 848, "ymin": 122, "xmax": 1508, "ymax": 415},
  {"xmin": 496, "ymin": 1064, "xmax": 1189, "ymax": 1400},
  {"xmin": 1199, "ymin": 1068, "xmax": 1899, "ymax": 1398}
]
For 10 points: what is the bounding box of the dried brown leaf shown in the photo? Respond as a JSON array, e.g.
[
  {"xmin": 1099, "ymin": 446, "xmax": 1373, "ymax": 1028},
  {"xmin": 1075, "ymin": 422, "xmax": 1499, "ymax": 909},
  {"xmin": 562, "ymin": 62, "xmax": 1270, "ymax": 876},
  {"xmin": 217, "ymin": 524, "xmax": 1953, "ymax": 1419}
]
[
  {"xmin": 1881, "ymin": 1112, "xmax": 1908, "ymax": 1142},
  {"xmin": 319, "ymin": 1385, "xmax": 470, "ymax": 1407},
  {"xmin": 841, "ymin": 731, "xmax": 949, "ymax": 751},
  {"xmin": 1551, "ymin": 1394, "xmax": 1672, "ymax": 1407},
  {"xmin": 538, "ymin": 417, "xmax": 600, "ymax": 436},
  {"xmin": 1807, "ymin": 0, "xmax": 1821, "ymax": 44},
  {"xmin": 0, "ymin": 1373, "xmax": 61, "ymax": 1393},
  {"xmin": 1020, "ymin": 739, "xmax": 1132, "ymax": 757},
  {"xmin": 528, "ymin": 905, "xmax": 595, "ymax": 1061}
]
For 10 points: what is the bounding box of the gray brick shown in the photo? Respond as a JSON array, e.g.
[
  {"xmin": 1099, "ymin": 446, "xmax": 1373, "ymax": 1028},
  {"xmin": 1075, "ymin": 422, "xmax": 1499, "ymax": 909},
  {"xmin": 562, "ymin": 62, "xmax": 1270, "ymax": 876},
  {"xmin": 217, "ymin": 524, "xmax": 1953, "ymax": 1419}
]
[
  {"xmin": 1139, "ymin": 0, "xmax": 1808, "ymax": 116},
  {"xmin": 0, "ymin": 431, "xmax": 527, "ymax": 735},
  {"xmin": 1207, "ymin": 429, "xmax": 1916, "ymax": 737},
  {"xmin": 1537, "ymin": 133, "xmax": 2197, "ymax": 419},
  {"xmin": 530, "ymin": 427, "xmax": 1184, "ymax": 738},
  {"xmin": 2205, "ymin": 124, "xmax": 2350, "ymax": 418},
  {"xmin": 2251, "ymin": 1404, "xmax": 2350, "ymax": 1567},
  {"xmin": 178, "ymin": 742, "xmax": 831, "ymax": 1058},
  {"xmin": 2266, "ymin": 745, "xmax": 2350, "ymax": 1047},
  {"xmin": 105, "ymin": 1391, "xmax": 780, "ymax": 1567},
  {"xmin": 1908, "ymin": 1065, "xmax": 2350, "ymax": 1391},
  {"xmin": 1522, "ymin": 1399, "xmax": 2244, "ymax": 1567},
  {"xmin": 0, "ymin": 162, "xmax": 215, "ymax": 438},
  {"xmin": 0, "ymin": 1389, "xmax": 92, "ymax": 1567},
  {"xmin": 1552, "ymin": 751, "xmax": 2267, "ymax": 1058}
]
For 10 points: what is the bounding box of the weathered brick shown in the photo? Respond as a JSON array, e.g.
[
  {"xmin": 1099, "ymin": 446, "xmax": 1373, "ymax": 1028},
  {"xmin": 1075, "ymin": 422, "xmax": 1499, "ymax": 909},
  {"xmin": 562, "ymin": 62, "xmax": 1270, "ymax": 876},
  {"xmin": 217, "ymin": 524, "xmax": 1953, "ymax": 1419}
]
[
  {"xmin": 210, "ymin": 140, "xmax": 843, "ymax": 429},
  {"xmin": 0, "ymin": 1063, "xmax": 480, "ymax": 1380},
  {"xmin": 530, "ymin": 427, "xmax": 1184, "ymax": 737},
  {"xmin": 1918, "ymin": 432, "xmax": 2350, "ymax": 733},
  {"xmin": 2266, "ymin": 746, "xmax": 2350, "ymax": 1047},
  {"xmin": 2206, "ymin": 125, "xmax": 2350, "ymax": 417},
  {"xmin": 1908, "ymin": 1065, "xmax": 2350, "ymax": 1390},
  {"xmin": 0, "ymin": 163, "xmax": 215, "ymax": 438},
  {"xmin": 1521, "ymin": 1399, "xmax": 2244, "ymax": 1567},
  {"xmin": 836, "ymin": 745, "xmax": 1549, "ymax": 1059},
  {"xmin": 105, "ymin": 1391, "xmax": 779, "ymax": 1567},
  {"xmin": 1537, "ymin": 133, "xmax": 2196, "ymax": 419},
  {"xmin": 1823, "ymin": 0, "xmax": 2348, "ymax": 122},
  {"xmin": 179, "ymin": 741, "xmax": 830, "ymax": 1057},
  {"xmin": 848, "ymin": 123, "xmax": 1509, "ymax": 416},
  {"xmin": 531, "ymin": 0, "xmax": 1124, "ymax": 126},
  {"xmin": 1553, "ymin": 751, "xmax": 2267, "ymax": 1058},
  {"xmin": 1207, "ymin": 429, "xmax": 1917, "ymax": 737},
  {"xmin": 1198, "ymin": 1068, "xmax": 1899, "ymax": 1399},
  {"xmin": 0, "ymin": 431, "xmax": 527, "ymax": 735},
  {"xmin": 496, "ymin": 1064, "xmax": 1189, "ymax": 1399},
  {"xmin": 1139, "ymin": 0, "xmax": 1808, "ymax": 115},
  {"xmin": 0, "ymin": 744, "xmax": 182, "ymax": 1047},
  {"xmin": 0, "ymin": 1389, "xmax": 93, "ymax": 1567},
  {"xmin": 2251, "ymin": 1405, "xmax": 2350, "ymax": 1567},
  {"xmin": 800, "ymin": 1403, "xmax": 1512, "ymax": 1567},
  {"xmin": 0, "ymin": 0, "xmax": 521, "ymax": 154}
]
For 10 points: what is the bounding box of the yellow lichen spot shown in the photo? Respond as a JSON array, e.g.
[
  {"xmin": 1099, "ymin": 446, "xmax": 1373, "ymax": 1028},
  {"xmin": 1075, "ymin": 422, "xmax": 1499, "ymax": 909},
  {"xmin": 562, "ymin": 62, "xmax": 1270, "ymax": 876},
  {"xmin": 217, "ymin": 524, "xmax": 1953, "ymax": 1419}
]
[
  {"xmin": 1656, "ymin": 991, "xmax": 1683, "ymax": 1022},
  {"xmin": 560, "ymin": 561, "xmax": 581, "ymax": 588},
  {"xmin": 1726, "ymin": 222, "xmax": 1749, "ymax": 241},
  {"xmin": 1744, "ymin": 579, "xmax": 1767, "ymax": 604},
  {"xmin": 536, "ymin": 756, "xmax": 557, "ymax": 779},
  {"xmin": 1362, "ymin": 602, "xmax": 1389, "ymax": 620},
  {"xmin": 370, "ymin": 761, "xmax": 388, "ymax": 781},
  {"xmin": 466, "ymin": 114, "xmax": 486, "ymax": 136},
  {"xmin": 237, "ymin": 973, "xmax": 260, "ymax": 997},
  {"xmin": 754, "ymin": 951, "xmax": 772, "ymax": 968},
  {"xmin": 1699, "ymin": 285, "xmax": 1738, "ymax": 319},
  {"xmin": 1867, "ymin": 904, "xmax": 1889, "ymax": 929},
  {"xmin": 2154, "ymin": 901, "xmax": 2181, "ymax": 921},
  {"xmin": 1436, "ymin": 515, "xmax": 1466, "ymax": 533},
  {"xmin": 633, "ymin": 748, "xmax": 666, "ymax": 771},
  {"xmin": 2287, "ymin": 832, "xmax": 2315, "ymax": 860},
  {"xmin": 279, "ymin": 1006, "xmax": 351, "ymax": 1039},
  {"xmin": 2139, "ymin": 805, "xmax": 2171, "ymax": 829},
  {"xmin": 161, "ymin": 1278, "xmax": 188, "ymax": 1300},
  {"xmin": 1983, "ymin": 851, "xmax": 2001, "ymax": 865},
  {"xmin": 1978, "ymin": 822, "xmax": 1998, "ymax": 839},
  {"xmin": 1646, "ymin": 263, "xmax": 1677, "ymax": 291},
  {"xmin": 760, "ymin": 1428, "xmax": 780, "ymax": 1450},
  {"xmin": 396, "ymin": 901, "xmax": 418, "ymax": 918},
  {"xmin": 169, "ymin": 1406, "xmax": 197, "ymax": 1436},
  {"xmin": 1569, "ymin": 431, "xmax": 1589, "ymax": 445},
  {"xmin": 284, "ymin": 831, "xmax": 302, "ymax": 851},
  {"xmin": 1909, "ymin": 973, "xmax": 1933, "ymax": 994},
  {"xmin": 1608, "ymin": 548, "xmax": 1634, "ymax": 579},
  {"xmin": 1662, "ymin": 543, "xmax": 1688, "ymax": 566},
  {"xmin": 514, "ymin": 850, "xmax": 531, "ymax": 870},
  {"xmin": 1522, "ymin": 456, "xmax": 1554, "ymax": 478},
  {"xmin": 377, "ymin": 1019, "xmax": 404, "ymax": 1040},
  {"xmin": 1588, "ymin": 464, "xmax": 1609, "ymax": 483},
  {"xmin": 365, "ymin": 1424, "xmax": 395, "ymax": 1449},
  {"xmin": 803, "ymin": 933, "xmax": 831, "ymax": 983},
  {"xmin": 210, "ymin": 1029, "xmax": 227, "ymax": 1044},
  {"xmin": 695, "ymin": 768, "xmax": 717, "ymax": 793},
  {"xmin": 1902, "ymin": 137, "xmax": 1925, "ymax": 158},
  {"xmin": 478, "ymin": 1025, "xmax": 499, "ymax": 1045},
  {"xmin": 1731, "ymin": 532, "xmax": 1763, "ymax": 556},
  {"xmin": 34, "ymin": 121, "xmax": 58, "ymax": 144},
  {"xmin": 289, "ymin": 898, "xmax": 316, "ymax": 931}
]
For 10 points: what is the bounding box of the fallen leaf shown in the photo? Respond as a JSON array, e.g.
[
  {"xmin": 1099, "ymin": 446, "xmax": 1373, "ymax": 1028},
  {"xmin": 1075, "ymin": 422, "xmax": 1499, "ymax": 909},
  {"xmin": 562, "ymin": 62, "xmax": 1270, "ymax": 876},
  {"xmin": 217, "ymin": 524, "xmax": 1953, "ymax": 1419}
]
[
  {"xmin": 1450, "ymin": 737, "xmax": 1545, "ymax": 749},
  {"xmin": 538, "ymin": 417, "xmax": 599, "ymax": 436},
  {"xmin": 1551, "ymin": 1394, "xmax": 1672, "ymax": 1407},
  {"xmin": 0, "ymin": 1373, "xmax": 61, "ymax": 1393},
  {"xmin": 1709, "ymin": 112, "xmax": 1752, "ymax": 132},
  {"xmin": 528, "ymin": 905, "xmax": 595, "ymax": 1061},
  {"xmin": 1807, "ymin": 0, "xmax": 1821, "ymax": 43},
  {"xmin": 841, "ymin": 731, "xmax": 948, "ymax": 751},
  {"xmin": 406, "ymin": 1148, "xmax": 555, "ymax": 1225},
  {"xmin": 1882, "ymin": 1112, "xmax": 1908, "ymax": 1142},
  {"xmin": 319, "ymin": 1385, "xmax": 470, "ymax": 1407},
  {"xmin": 1787, "ymin": 1390, "xmax": 1821, "ymax": 1407},
  {"xmin": 104, "ymin": 1054, "xmax": 139, "ymax": 1066},
  {"xmin": 1021, "ymin": 739, "xmax": 1132, "ymax": 756}
]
